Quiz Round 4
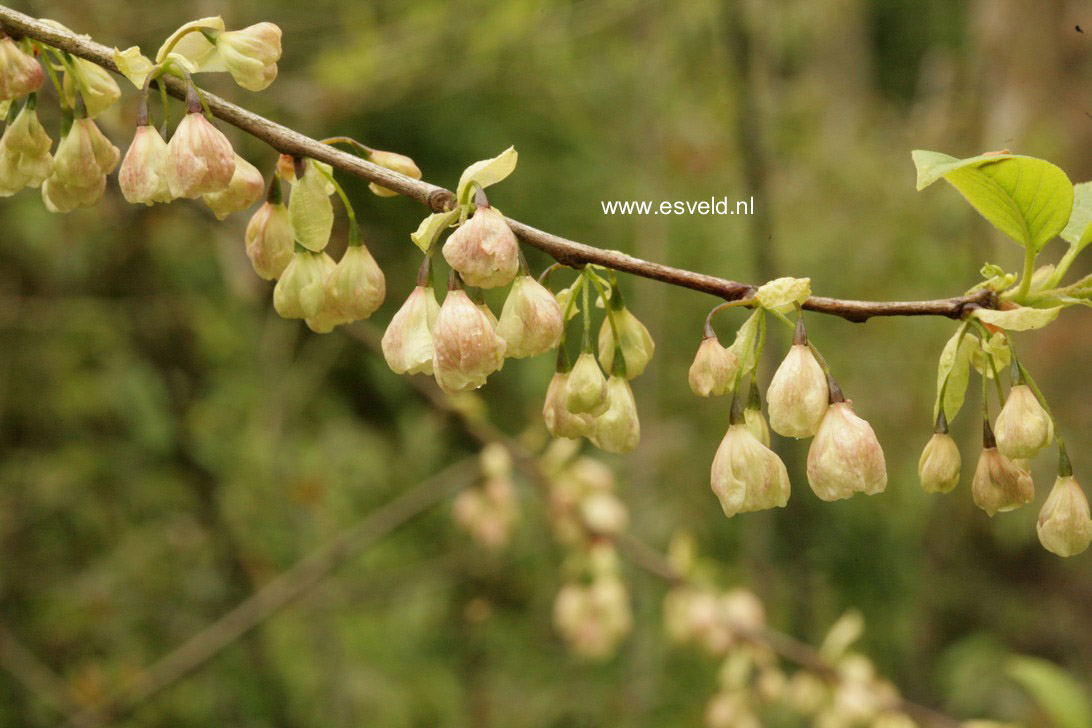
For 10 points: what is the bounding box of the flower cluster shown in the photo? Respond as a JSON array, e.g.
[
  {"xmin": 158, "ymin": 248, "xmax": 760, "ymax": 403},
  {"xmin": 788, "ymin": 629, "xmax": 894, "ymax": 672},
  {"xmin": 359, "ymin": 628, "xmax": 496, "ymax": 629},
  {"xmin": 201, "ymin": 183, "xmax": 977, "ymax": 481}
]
[
  {"xmin": 917, "ymin": 330, "xmax": 1091, "ymax": 557},
  {"xmin": 453, "ymin": 443, "xmax": 521, "ymax": 551},
  {"xmin": 696, "ymin": 298, "xmax": 886, "ymax": 519}
]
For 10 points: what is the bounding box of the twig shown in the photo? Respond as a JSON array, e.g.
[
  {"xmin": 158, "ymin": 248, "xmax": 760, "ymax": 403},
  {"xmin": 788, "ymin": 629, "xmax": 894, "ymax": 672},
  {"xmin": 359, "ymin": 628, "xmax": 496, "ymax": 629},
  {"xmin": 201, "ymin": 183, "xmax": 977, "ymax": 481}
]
[
  {"xmin": 58, "ymin": 458, "xmax": 478, "ymax": 728},
  {"xmin": 0, "ymin": 623, "xmax": 90, "ymax": 722},
  {"xmin": 0, "ymin": 6, "xmax": 997, "ymax": 323}
]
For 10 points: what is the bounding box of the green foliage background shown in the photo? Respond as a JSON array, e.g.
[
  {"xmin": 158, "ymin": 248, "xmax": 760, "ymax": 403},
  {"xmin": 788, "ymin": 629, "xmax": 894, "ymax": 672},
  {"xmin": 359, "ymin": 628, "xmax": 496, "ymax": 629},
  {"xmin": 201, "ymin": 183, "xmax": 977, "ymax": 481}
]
[{"xmin": 1, "ymin": 0, "xmax": 1090, "ymax": 726}]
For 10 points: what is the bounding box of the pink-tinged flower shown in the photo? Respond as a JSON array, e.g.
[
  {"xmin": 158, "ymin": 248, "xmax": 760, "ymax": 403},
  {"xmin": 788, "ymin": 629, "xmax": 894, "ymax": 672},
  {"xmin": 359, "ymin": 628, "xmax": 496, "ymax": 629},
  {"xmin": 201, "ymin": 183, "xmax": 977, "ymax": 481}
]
[
  {"xmin": 119, "ymin": 124, "xmax": 171, "ymax": 205},
  {"xmin": 203, "ymin": 154, "xmax": 264, "ymax": 219},
  {"xmin": 382, "ymin": 285, "xmax": 441, "ymax": 375},
  {"xmin": 971, "ymin": 447, "xmax": 1033, "ymax": 516},
  {"xmin": 165, "ymin": 92, "xmax": 235, "ymax": 198},
  {"xmin": 918, "ymin": 432, "xmax": 961, "ymax": 494},
  {"xmin": 245, "ymin": 200, "xmax": 294, "ymax": 280},
  {"xmin": 590, "ymin": 375, "xmax": 640, "ymax": 454},
  {"xmin": 688, "ymin": 336, "xmax": 737, "ymax": 397},
  {"xmin": 61, "ymin": 58, "xmax": 120, "ymax": 118},
  {"xmin": 542, "ymin": 371, "xmax": 594, "ymax": 439},
  {"xmin": 442, "ymin": 206, "xmax": 520, "ymax": 288},
  {"xmin": 321, "ymin": 244, "xmax": 386, "ymax": 323},
  {"xmin": 216, "ymin": 22, "xmax": 282, "ymax": 91},
  {"xmin": 0, "ymin": 102, "xmax": 52, "ymax": 195},
  {"xmin": 367, "ymin": 148, "xmax": 421, "ymax": 197},
  {"xmin": 0, "ymin": 38, "xmax": 44, "ymax": 101},
  {"xmin": 41, "ymin": 118, "xmax": 119, "ymax": 213},
  {"xmin": 711, "ymin": 423, "xmax": 791, "ymax": 517},
  {"xmin": 432, "ymin": 288, "xmax": 506, "ymax": 393},
  {"xmin": 767, "ymin": 344, "xmax": 828, "ymax": 438},
  {"xmin": 806, "ymin": 402, "xmax": 887, "ymax": 501},
  {"xmin": 496, "ymin": 274, "xmax": 563, "ymax": 358},
  {"xmin": 1037, "ymin": 475, "xmax": 1092, "ymax": 557}
]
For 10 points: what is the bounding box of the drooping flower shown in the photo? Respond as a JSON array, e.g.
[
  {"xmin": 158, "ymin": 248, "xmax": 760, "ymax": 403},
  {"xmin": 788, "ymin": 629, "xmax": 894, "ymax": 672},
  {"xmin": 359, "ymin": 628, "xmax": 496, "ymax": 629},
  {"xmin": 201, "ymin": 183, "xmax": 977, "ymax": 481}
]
[
  {"xmin": 496, "ymin": 274, "xmax": 563, "ymax": 358},
  {"xmin": 971, "ymin": 422, "xmax": 1034, "ymax": 516},
  {"xmin": 432, "ymin": 283, "xmax": 506, "ymax": 393},
  {"xmin": 566, "ymin": 352, "xmax": 609, "ymax": 415},
  {"xmin": 203, "ymin": 154, "xmax": 264, "ymax": 219},
  {"xmin": 807, "ymin": 401, "xmax": 887, "ymax": 501},
  {"xmin": 994, "ymin": 383, "xmax": 1053, "ymax": 460},
  {"xmin": 0, "ymin": 37, "xmax": 44, "ymax": 101},
  {"xmin": 62, "ymin": 58, "xmax": 121, "ymax": 118},
  {"xmin": 321, "ymin": 242, "xmax": 386, "ymax": 323},
  {"xmin": 590, "ymin": 375, "xmax": 640, "ymax": 454},
  {"xmin": 41, "ymin": 117, "xmax": 119, "ymax": 213},
  {"xmin": 767, "ymin": 318, "xmax": 829, "ymax": 438},
  {"xmin": 710, "ymin": 419, "xmax": 791, "ymax": 517},
  {"xmin": 1037, "ymin": 474, "xmax": 1092, "ymax": 557},
  {"xmin": 215, "ymin": 22, "xmax": 282, "ymax": 91},
  {"xmin": 543, "ymin": 371, "xmax": 594, "ymax": 439},
  {"xmin": 244, "ymin": 182, "xmax": 294, "ymax": 280},
  {"xmin": 118, "ymin": 123, "xmax": 172, "ymax": 205},
  {"xmin": 597, "ymin": 295, "xmax": 655, "ymax": 379},
  {"xmin": 0, "ymin": 100, "xmax": 52, "ymax": 195},
  {"xmin": 442, "ymin": 204, "xmax": 519, "ymax": 289},
  {"xmin": 273, "ymin": 248, "xmax": 336, "ymax": 320},
  {"xmin": 382, "ymin": 281, "xmax": 441, "ymax": 375},
  {"xmin": 688, "ymin": 336, "xmax": 737, "ymax": 397},
  {"xmin": 918, "ymin": 431, "xmax": 961, "ymax": 494},
  {"xmin": 165, "ymin": 88, "xmax": 235, "ymax": 198}
]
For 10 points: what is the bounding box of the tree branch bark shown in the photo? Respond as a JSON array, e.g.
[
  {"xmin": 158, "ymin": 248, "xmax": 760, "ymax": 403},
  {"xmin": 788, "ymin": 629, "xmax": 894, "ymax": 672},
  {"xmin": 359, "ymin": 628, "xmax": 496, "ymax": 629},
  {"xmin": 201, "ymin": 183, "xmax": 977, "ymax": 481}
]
[{"xmin": 0, "ymin": 6, "xmax": 998, "ymax": 322}]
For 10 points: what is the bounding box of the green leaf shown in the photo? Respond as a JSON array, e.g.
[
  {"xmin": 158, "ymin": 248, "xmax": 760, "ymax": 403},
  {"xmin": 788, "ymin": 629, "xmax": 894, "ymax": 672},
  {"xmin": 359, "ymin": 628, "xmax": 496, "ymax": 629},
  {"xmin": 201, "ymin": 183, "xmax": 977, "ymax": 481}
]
[
  {"xmin": 934, "ymin": 324, "xmax": 976, "ymax": 422},
  {"xmin": 456, "ymin": 146, "xmax": 518, "ymax": 204},
  {"xmin": 973, "ymin": 306, "xmax": 1061, "ymax": 331},
  {"xmin": 1006, "ymin": 656, "xmax": 1092, "ymax": 728},
  {"xmin": 409, "ymin": 209, "xmax": 460, "ymax": 253},
  {"xmin": 288, "ymin": 162, "xmax": 334, "ymax": 252},
  {"xmin": 728, "ymin": 310, "xmax": 762, "ymax": 374},
  {"xmin": 912, "ymin": 150, "xmax": 1073, "ymax": 251},
  {"xmin": 1060, "ymin": 181, "xmax": 1092, "ymax": 252}
]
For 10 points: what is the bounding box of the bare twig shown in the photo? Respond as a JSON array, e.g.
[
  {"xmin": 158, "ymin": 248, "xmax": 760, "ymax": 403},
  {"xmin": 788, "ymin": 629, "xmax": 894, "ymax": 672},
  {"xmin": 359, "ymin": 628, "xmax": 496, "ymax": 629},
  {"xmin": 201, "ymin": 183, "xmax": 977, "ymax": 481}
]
[
  {"xmin": 0, "ymin": 623, "xmax": 90, "ymax": 722},
  {"xmin": 58, "ymin": 458, "xmax": 478, "ymax": 728},
  {"xmin": 0, "ymin": 6, "xmax": 997, "ymax": 322}
]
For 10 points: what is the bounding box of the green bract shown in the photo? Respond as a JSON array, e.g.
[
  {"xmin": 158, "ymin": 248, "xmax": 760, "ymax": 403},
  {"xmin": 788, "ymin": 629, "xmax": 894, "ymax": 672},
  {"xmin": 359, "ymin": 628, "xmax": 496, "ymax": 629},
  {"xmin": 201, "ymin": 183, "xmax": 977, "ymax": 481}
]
[
  {"xmin": 456, "ymin": 146, "xmax": 517, "ymax": 205},
  {"xmin": 913, "ymin": 150, "xmax": 1073, "ymax": 252},
  {"xmin": 933, "ymin": 324, "xmax": 975, "ymax": 422},
  {"xmin": 1060, "ymin": 181, "xmax": 1092, "ymax": 253}
]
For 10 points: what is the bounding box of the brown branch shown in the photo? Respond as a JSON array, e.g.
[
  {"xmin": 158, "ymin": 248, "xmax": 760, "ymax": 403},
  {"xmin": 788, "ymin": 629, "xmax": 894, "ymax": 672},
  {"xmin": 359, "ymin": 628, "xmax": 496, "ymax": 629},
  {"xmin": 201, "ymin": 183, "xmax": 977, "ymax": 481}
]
[
  {"xmin": 0, "ymin": 623, "xmax": 92, "ymax": 723},
  {"xmin": 59, "ymin": 458, "xmax": 478, "ymax": 728},
  {"xmin": 0, "ymin": 6, "xmax": 997, "ymax": 323}
]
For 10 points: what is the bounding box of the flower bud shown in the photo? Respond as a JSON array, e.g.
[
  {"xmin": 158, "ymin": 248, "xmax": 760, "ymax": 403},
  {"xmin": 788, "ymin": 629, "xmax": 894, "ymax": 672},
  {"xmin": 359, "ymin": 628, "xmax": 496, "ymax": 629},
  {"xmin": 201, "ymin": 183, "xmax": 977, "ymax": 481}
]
[
  {"xmin": 382, "ymin": 285, "xmax": 440, "ymax": 375},
  {"xmin": 42, "ymin": 118, "xmax": 119, "ymax": 213},
  {"xmin": 442, "ymin": 206, "xmax": 519, "ymax": 289},
  {"xmin": 272, "ymin": 249, "xmax": 335, "ymax": 320},
  {"xmin": 166, "ymin": 106, "xmax": 235, "ymax": 198},
  {"xmin": 203, "ymin": 153, "xmax": 263, "ymax": 219},
  {"xmin": 0, "ymin": 38, "xmax": 43, "ymax": 101},
  {"xmin": 432, "ymin": 289, "xmax": 507, "ymax": 393},
  {"xmin": 119, "ymin": 124, "xmax": 171, "ymax": 205},
  {"xmin": 565, "ymin": 352, "xmax": 609, "ymax": 415},
  {"xmin": 322, "ymin": 244, "xmax": 386, "ymax": 323},
  {"xmin": 744, "ymin": 406, "xmax": 770, "ymax": 448},
  {"xmin": 367, "ymin": 149, "xmax": 422, "ymax": 197},
  {"xmin": 62, "ymin": 58, "xmax": 120, "ymax": 118},
  {"xmin": 689, "ymin": 336, "xmax": 737, "ymax": 397},
  {"xmin": 542, "ymin": 372, "xmax": 594, "ymax": 439},
  {"xmin": 807, "ymin": 402, "xmax": 887, "ymax": 501},
  {"xmin": 710, "ymin": 424, "xmax": 791, "ymax": 517},
  {"xmin": 0, "ymin": 102, "xmax": 52, "ymax": 195},
  {"xmin": 767, "ymin": 344, "xmax": 828, "ymax": 438},
  {"xmin": 215, "ymin": 22, "xmax": 282, "ymax": 91},
  {"xmin": 245, "ymin": 200, "xmax": 294, "ymax": 280},
  {"xmin": 597, "ymin": 305, "xmax": 655, "ymax": 379},
  {"xmin": 287, "ymin": 160, "xmax": 334, "ymax": 252},
  {"xmin": 590, "ymin": 375, "xmax": 640, "ymax": 454},
  {"xmin": 496, "ymin": 274, "xmax": 563, "ymax": 358},
  {"xmin": 918, "ymin": 432, "xmax": 961, "ymax": 494},
  {"xmin": 1036, "ymin": 475, "xmax": 1092, "ymax": 557},
  {"xmin": 994, "ymin": 384, "xmax": 1052, "ymax": 460},
  {"xmin": 970, "ymin": 447, "xmax": 1033, "ymax": 516}
]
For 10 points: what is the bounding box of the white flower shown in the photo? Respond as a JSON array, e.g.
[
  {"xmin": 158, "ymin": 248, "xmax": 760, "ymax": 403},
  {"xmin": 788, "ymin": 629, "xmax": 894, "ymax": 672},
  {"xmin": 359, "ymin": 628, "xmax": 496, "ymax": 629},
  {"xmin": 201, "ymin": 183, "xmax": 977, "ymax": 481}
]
[{"xmin": 807, "ymin": 402, "xmax": 887, "ymax": 501}]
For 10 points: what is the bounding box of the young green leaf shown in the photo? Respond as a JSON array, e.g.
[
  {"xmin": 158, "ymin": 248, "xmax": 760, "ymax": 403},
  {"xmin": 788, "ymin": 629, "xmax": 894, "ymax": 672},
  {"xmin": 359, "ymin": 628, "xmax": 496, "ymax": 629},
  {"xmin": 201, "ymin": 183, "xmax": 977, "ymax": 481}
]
[
  {"xmin": 912, "ymin": 150, "xmax": 1073, "ymax": 252},
  {"xmin": 1060, "ymin": 181, "xmax": 1092, "ymax": 253},
  {"xmin": 973, "ymin": 306, "xmax": 1061, "ymax": 331},
  {"xmin": 456, "ymin": 146, "xmax": 518, "ymax": 205},
  {"xmin": 934, "ymin": 324, "xmax": 976, "ymax": 422},
  {"xmin": 727, "ymin": 310, "xmax": 762, "ymax": 374},
  {"xmin": 410, "ymin": 209, "xmax": 460, "ymax": 253},
  {"xmin": 1006, "ymin": 656, "xmax": 1092, "ymax": 728}
]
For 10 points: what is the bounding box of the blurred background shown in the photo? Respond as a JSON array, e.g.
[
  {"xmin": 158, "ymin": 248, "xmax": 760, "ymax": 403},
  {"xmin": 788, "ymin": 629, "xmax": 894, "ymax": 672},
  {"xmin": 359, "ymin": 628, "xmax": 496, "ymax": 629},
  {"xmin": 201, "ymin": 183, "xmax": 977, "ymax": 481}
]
[{"xmin": 1, "ymin": 0, "xmax": 1090, "ymax": 725}]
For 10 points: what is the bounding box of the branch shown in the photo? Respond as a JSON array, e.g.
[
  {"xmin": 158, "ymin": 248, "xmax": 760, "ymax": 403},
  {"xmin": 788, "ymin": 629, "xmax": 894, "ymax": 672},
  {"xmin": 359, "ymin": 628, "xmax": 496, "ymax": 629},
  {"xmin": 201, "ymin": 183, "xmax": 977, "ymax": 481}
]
[
  {"xmin": 0, "ymin": 623, "xmax": 92, "ymax": 723},
  {"xmin": 60, "ymin": 458, "xmax": 478, "ymax": 728},
  {"xmin": 0, "ymin": 6, "xmax": 998, "ymax": 323}
]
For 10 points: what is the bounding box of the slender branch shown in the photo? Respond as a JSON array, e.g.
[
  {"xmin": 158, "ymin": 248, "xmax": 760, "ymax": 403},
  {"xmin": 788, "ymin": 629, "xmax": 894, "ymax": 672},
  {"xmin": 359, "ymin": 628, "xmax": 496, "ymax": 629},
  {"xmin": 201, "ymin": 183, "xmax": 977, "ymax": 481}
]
[
  {"xmin": 0, "ymin": 623, "xmax": 90, "ymax": 723},
  {"xmin": 59, "ymin": 458, "xmax": 478, "ymax": 728},
  {"xmin": 0, "ymin": 6, "xmax": 998, "ymax": 323}
]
